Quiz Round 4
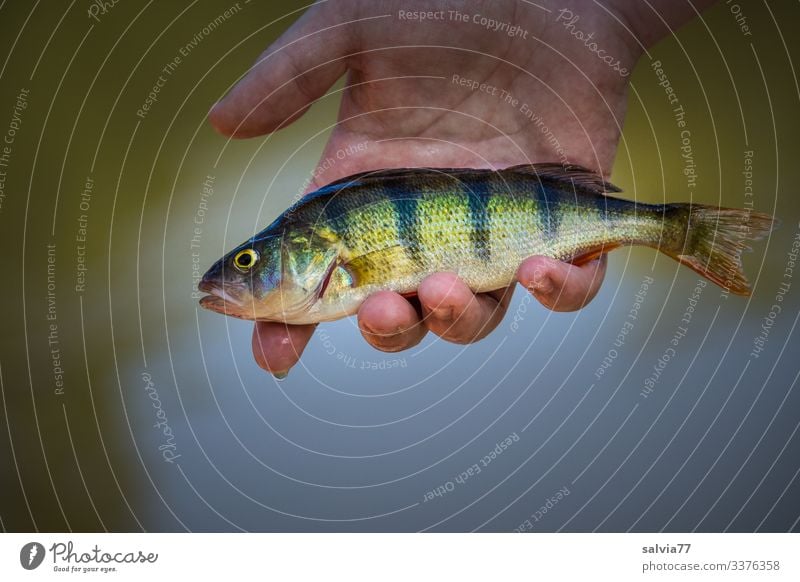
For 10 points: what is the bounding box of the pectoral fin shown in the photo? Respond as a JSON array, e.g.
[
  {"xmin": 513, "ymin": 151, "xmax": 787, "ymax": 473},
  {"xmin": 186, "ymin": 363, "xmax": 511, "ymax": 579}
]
[{"xmin": 338, "ymin": 244, "xmax": 409, "ymax": 289}]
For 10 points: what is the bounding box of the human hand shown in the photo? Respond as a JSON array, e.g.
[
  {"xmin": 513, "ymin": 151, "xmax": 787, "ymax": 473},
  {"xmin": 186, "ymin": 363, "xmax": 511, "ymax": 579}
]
[{"xmin": 209, "ymin": 0, "xmax": 716, "ymax": 376}]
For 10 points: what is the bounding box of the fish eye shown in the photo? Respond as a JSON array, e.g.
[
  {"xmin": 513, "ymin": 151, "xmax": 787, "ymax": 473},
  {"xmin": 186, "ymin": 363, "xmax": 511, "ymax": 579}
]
[{"xmin": 233, "ymin": 248, "xmax": 259, "ymax": 272}]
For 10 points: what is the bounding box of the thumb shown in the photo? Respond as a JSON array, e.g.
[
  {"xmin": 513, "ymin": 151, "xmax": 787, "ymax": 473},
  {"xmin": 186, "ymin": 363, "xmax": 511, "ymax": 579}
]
[{"xmin": 209, "ymin": 5, "xmax": 350, "ymax": 138}]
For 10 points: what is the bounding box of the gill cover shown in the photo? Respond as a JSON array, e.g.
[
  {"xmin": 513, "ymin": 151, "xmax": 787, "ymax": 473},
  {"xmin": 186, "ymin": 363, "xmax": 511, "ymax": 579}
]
[{"xmin": 276, "ymin": 227, "xmax": 341, "ymax": 314}]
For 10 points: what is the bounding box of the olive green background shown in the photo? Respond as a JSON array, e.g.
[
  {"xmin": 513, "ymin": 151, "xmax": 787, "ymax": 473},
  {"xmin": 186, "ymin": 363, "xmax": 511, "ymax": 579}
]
[{"xmin": 0, "ymin": 1, "xmax": 798, "ymax": 532}]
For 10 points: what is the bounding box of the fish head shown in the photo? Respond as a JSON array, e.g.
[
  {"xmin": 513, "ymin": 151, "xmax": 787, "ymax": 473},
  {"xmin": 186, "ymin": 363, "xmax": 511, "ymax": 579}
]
[
  {"xmin": 198, "ymin": 228, "xmax": 340, "ymax": 321},
  {"xmin": 198, "ymin": 233, "xmax": 283, "ymax": 320}
]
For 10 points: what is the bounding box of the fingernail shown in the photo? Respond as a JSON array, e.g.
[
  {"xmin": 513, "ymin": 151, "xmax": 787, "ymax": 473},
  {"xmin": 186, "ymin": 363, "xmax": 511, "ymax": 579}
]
[
  {"xmin": 361, "ymin": 321, "xmax": 395, "ymax": 338},
  {"xmin": 272, "ymin": 369, "xmax": 290, "ymax": 380}
]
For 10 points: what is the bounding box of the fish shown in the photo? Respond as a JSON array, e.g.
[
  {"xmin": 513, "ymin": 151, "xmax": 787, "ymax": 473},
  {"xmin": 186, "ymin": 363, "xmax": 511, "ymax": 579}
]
[{"xmin": 198, "ymin": 164, "xmax": 776, "ymax": 324}]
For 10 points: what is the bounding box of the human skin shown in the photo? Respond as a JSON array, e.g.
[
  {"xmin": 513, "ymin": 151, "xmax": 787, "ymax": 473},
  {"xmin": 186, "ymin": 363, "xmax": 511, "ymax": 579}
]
[{"xmin": 208, "ymin": 0, "xmax": 716, "ymax": 376}]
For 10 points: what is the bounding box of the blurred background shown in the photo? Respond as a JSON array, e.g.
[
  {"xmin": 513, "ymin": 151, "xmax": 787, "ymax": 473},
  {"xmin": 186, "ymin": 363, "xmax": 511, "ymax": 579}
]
[{"xmin": 0, "ymin": 0, "xmax": 798, "ymax": 532}]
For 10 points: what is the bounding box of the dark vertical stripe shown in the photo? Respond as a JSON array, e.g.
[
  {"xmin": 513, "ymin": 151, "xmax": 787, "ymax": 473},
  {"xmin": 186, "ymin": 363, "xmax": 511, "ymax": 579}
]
[
  {"xmin": 592, "ymin": 191, "xmax": 610, "ymax": 222},
  {"xmin": 390, "ymin": 195, "xmax": 423, "ymax": 265},
  {"xmin": 321, "ymin": 187, "xmax": 355, "ymax": 245},
  {"xmin": 534, "ymin": 183, "xmax": 561, "ymax": 241},
  {"xmin": 464, "ymin": 178, "xmax": 491, "ymax": 262}
]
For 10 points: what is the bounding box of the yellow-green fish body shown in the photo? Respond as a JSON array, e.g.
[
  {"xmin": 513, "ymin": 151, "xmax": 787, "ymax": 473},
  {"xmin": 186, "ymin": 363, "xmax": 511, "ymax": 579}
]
[{"xmin": 198, "ymin": 164, "xmax": 774, "ymax": 324}]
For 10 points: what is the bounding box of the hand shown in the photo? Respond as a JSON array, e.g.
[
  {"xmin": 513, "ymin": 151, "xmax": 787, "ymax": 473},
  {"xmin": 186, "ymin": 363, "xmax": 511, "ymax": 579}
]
[{"xmin": 209, "ymin": 0, "xmax": 715, "ymax": 376}]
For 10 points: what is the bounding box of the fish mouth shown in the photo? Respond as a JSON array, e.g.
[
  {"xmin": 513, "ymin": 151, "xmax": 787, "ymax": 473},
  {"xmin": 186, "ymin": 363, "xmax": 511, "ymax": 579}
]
[
  {"xmin": 198, "ymin": 278, "xmax": 243, "ymax": 304},
  {"xmin": 198, "ymin": 279, "xmax": 254, "ymax": 320}
]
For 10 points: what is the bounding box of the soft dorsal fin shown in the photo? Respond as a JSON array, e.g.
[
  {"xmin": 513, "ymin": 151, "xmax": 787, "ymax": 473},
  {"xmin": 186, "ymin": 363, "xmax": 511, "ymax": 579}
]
[
  {"xmin": 318, "ymin": 166, "xmax": 481, "ymax": 190},
  {"xmin": 323, "ymin": 167, "xmax": 432, "ymax": 187},
  {"xmin": 502, "ymin": 163, "xmax": 621, "ymax": 194}
]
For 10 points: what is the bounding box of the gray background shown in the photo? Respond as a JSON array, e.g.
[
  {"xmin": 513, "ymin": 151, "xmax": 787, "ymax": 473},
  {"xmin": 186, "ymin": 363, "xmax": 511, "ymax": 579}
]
[{"xmin": 0, "ymin": 0, "xmax": 798, "ymax": 532}]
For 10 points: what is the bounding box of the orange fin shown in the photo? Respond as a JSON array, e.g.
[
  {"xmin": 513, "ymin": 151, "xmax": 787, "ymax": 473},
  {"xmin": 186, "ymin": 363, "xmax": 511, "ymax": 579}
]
[{"xmin": 569, "ymin": 243, "xmax": 621, "ymax": 266}]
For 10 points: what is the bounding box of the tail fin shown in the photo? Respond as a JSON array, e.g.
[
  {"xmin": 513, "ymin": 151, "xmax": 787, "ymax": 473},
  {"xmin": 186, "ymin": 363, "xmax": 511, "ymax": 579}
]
[{"xmin": 665, "ymin": 204, "xmax": 776, "ymax": 296}]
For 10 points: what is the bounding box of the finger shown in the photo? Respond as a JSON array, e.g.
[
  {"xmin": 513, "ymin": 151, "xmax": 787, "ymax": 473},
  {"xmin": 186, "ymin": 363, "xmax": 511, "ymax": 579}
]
[
  {"xmin": 418, "ymin": 272, "xmax": 512, "ymax": 344},
  {"xmin": 518, "ymin": 255, "xmax": 607, "ymax": 312},
  {"xmin": 251, "ymin": 321, "xmax": 316, "ymax": 378},
  {"xmin": 209, "ymin": 5, "xmax": 349, "ymax": 138},
  {"xmin": 357, "ymin": 291, "xmax": 426, "ymax": 352}
]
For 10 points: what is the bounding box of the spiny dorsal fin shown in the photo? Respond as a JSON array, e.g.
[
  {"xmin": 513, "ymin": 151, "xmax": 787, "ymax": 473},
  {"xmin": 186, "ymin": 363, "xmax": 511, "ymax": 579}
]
[
  {"xmin": 502, "ymin": 163, "xmax": 622, "ymax": 194},
  {"xmin": 295, "ymin": 167, "xmax": 489, "ymax": 211},
  {"xmin": 324, "ymin": 167, "xmax": 430, "ymax": 187},
  {"xmin": 317, "ymin": 167, "xmax": 481, "ymax": 191}
]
